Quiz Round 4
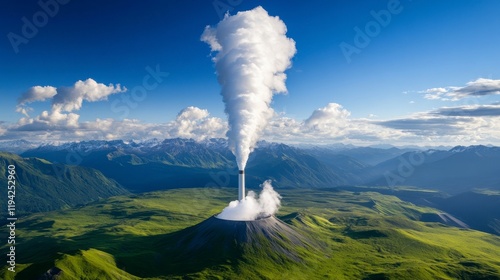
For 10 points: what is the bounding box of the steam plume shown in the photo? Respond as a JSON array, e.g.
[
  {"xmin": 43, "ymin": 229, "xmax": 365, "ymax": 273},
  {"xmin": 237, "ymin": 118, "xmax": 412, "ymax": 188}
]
[
  {"xmin": 217, "ymin": 180, "xmax": 281, "ymax": 221},
  {"xmin": 201, "ymin": 6, "xmax": 296, "ymax": 170}
]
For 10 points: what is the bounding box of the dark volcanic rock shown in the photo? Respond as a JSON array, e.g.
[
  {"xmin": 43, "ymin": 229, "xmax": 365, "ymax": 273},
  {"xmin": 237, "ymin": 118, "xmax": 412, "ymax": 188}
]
[
  {"xmin": 165, "ymin": 215, "xmax": 315, "ymax": 272},
  {"xmin": 37, "ymin": 267, "xmax": 63, "ymax": 280}
]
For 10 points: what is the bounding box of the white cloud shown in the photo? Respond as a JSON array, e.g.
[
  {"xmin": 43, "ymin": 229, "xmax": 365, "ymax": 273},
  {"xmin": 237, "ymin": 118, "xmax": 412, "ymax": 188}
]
[
  {"xmin": 6, "ymin": 103, "xmax": 227, "ymax": 142},
  {"xmin": 16, "ymin": 85, "xmax": 58, "ymax": 117},
  {"xmin": 374, "ymin": 109, "xmax": 500, "ymax": 145},
  {"xmin": 432, "ymin": 104, "xmax": 500, "ymax": 117},
  {"xmin": 18, "ymin": 85, "xmax": 57, "ymax": 105},
  {"xmin": 165, "ymin": 106, "xmax": 227, "ymax": 141},
  {"xmin": 421, "ymin": 78, "xmax": 500, "ymax": 101},
  {"xmin": 10, "ymin": 78, "xmax": 179, "ymax": 140},
  {"xmin": 264, "ymin": 103, "xmax": 407, "ymax": 145},
  {"xmin": 15, "ymin": 79, "xmax": 126, "ymax": 130},
  {"xmin": 5, "ymin": 81, "xmax": 500, "ymax": 146},
  {"xmin": 304, "ymin": 103, "xmax": 350, "ymax": 129},
  {"xmin": 6, "ymin": 99, "xmax": 500, "ymax": 146},
  {"xmin": 52, "ymin": 78, "xmax": 125, "ymax": 112},
  {"xmin": 15, "ymin": 106, "xmax": 33, "ymax": 117},
  {"xmin": 0, "ymin": 124, "xmax": 6, "ymax": 136},
  {"xmin": 263, "ymin": 103, "xmax": 500, "ymax": 146},
  {"xmin": 37, "ymin": 110, "xmax": 80, "ymax": 128}
]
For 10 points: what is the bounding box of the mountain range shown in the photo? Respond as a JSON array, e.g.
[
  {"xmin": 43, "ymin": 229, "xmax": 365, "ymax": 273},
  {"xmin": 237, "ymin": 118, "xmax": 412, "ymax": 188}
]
[
  {"xmin": 366, "ymin": 145, "xmax": 500, "ymax": 194},
  {"xmin": 12, "ymin": 138, "xmax": 500, "ymax": 194},
  {"xmin": 19, "ymin": 139, "xmax": 352, "ymax": 192}
]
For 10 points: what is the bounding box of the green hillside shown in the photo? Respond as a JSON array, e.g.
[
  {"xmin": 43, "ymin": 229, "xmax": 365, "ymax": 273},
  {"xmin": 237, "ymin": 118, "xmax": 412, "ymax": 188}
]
[
  {"xmin": 1, "ymin": 188, "xmax": 499, "ymax": 279},
  {"xmin": 0, "ymin": 152, "xmax": 128, "ymax": 215}
]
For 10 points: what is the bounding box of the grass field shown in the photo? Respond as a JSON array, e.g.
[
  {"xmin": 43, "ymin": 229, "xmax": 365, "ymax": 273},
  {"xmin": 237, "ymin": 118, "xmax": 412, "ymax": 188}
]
[{"xmin": 1, "ymin": 187, "xmax": 500, "ymax": 279}]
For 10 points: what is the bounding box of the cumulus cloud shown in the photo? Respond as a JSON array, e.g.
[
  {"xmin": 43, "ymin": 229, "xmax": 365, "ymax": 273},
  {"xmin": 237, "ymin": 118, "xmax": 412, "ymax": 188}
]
[
  {"xmin": 18, "ymin": 85, "xmax": 57, "ymax": 105},
  {"xmin": 6, "ymin": 102, "xmax": 227, "ymax": 142},
  {"xmin": 270, "ymin": 103, "xmax": 500, "ymax": 145},
  {"xmin": 52, "ymin": 79, "xmax": 125, "ymax": 112},
  {"xmin": 15, "ymin": 79, "xmax": 125, "ymax": 130},
  {"xmin": 263, "ymin": 102, "xmax": 500, "ymax": 146},
  {"xmin": 16, "ymin": 85, "xmax": 58, "ymax": 117},
  {"xmin": 264, "ymin": 103, "xmax": 406, "ymax": 145},
  {"xmin": 421, "ymin": 78, "xmax": 500, "ymax": 101},
  {"xmin": 165, "ymin": 106, "xmax": 227, "ymax": 141},
  {"xmin": 304, "ymin": 103, "xmax": 350, "ymax": 130}
]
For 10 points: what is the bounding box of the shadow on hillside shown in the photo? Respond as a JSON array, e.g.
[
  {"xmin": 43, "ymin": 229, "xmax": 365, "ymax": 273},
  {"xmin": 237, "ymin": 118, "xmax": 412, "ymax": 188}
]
[{"xmin": 13, "ymin": 228, "xmax": 182, "ymax": 279}]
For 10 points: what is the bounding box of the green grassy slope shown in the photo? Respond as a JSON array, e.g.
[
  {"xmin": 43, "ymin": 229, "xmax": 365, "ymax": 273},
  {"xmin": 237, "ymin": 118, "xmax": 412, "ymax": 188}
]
[
  {"xmin": 0, "ymin": 152, "xmax": 128, "ymax": 215},
  {"xmin": 1, "ymin": 188, "xmax": 500, "ymax": 279}
]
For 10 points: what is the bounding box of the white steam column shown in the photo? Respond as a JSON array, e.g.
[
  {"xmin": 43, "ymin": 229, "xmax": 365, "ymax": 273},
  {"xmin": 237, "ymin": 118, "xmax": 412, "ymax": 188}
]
[{"xmin": 238, "ymin": 170, "xmax": 245, "ymax": 201}]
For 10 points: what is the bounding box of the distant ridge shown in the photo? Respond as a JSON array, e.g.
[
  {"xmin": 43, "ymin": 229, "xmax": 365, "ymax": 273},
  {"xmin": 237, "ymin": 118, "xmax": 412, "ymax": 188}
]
[
  {"xmin": 21, "ymin": 138, "xmax": 350, "ymax": 191},
  {"xmin": 367, "ymin": 145, "xmax": 500, "ymax": 194},
  {"xmin": 12, "ymin": 138, "xmax": 500, "ymax": 194},
  {"xmin": 0, "ymin": 152, "xmax": 128, "ymax": 215}
]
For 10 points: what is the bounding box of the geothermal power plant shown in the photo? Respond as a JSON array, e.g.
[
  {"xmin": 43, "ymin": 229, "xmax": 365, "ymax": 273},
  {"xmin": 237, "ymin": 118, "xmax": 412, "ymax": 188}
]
[
  {"xmin": 160, "ymin": 6, "xmax": 311, "ymax": 274},
  {"xmin": 200, "ymin": 6, "xmax": 295, "ymax": 220}
]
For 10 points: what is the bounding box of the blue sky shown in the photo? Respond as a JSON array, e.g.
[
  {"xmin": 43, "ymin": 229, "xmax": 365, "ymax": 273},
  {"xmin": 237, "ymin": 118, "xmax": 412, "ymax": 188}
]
[{"xmin": 1, "ymin": 0, "xmax": 500, "ymax": 146}]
